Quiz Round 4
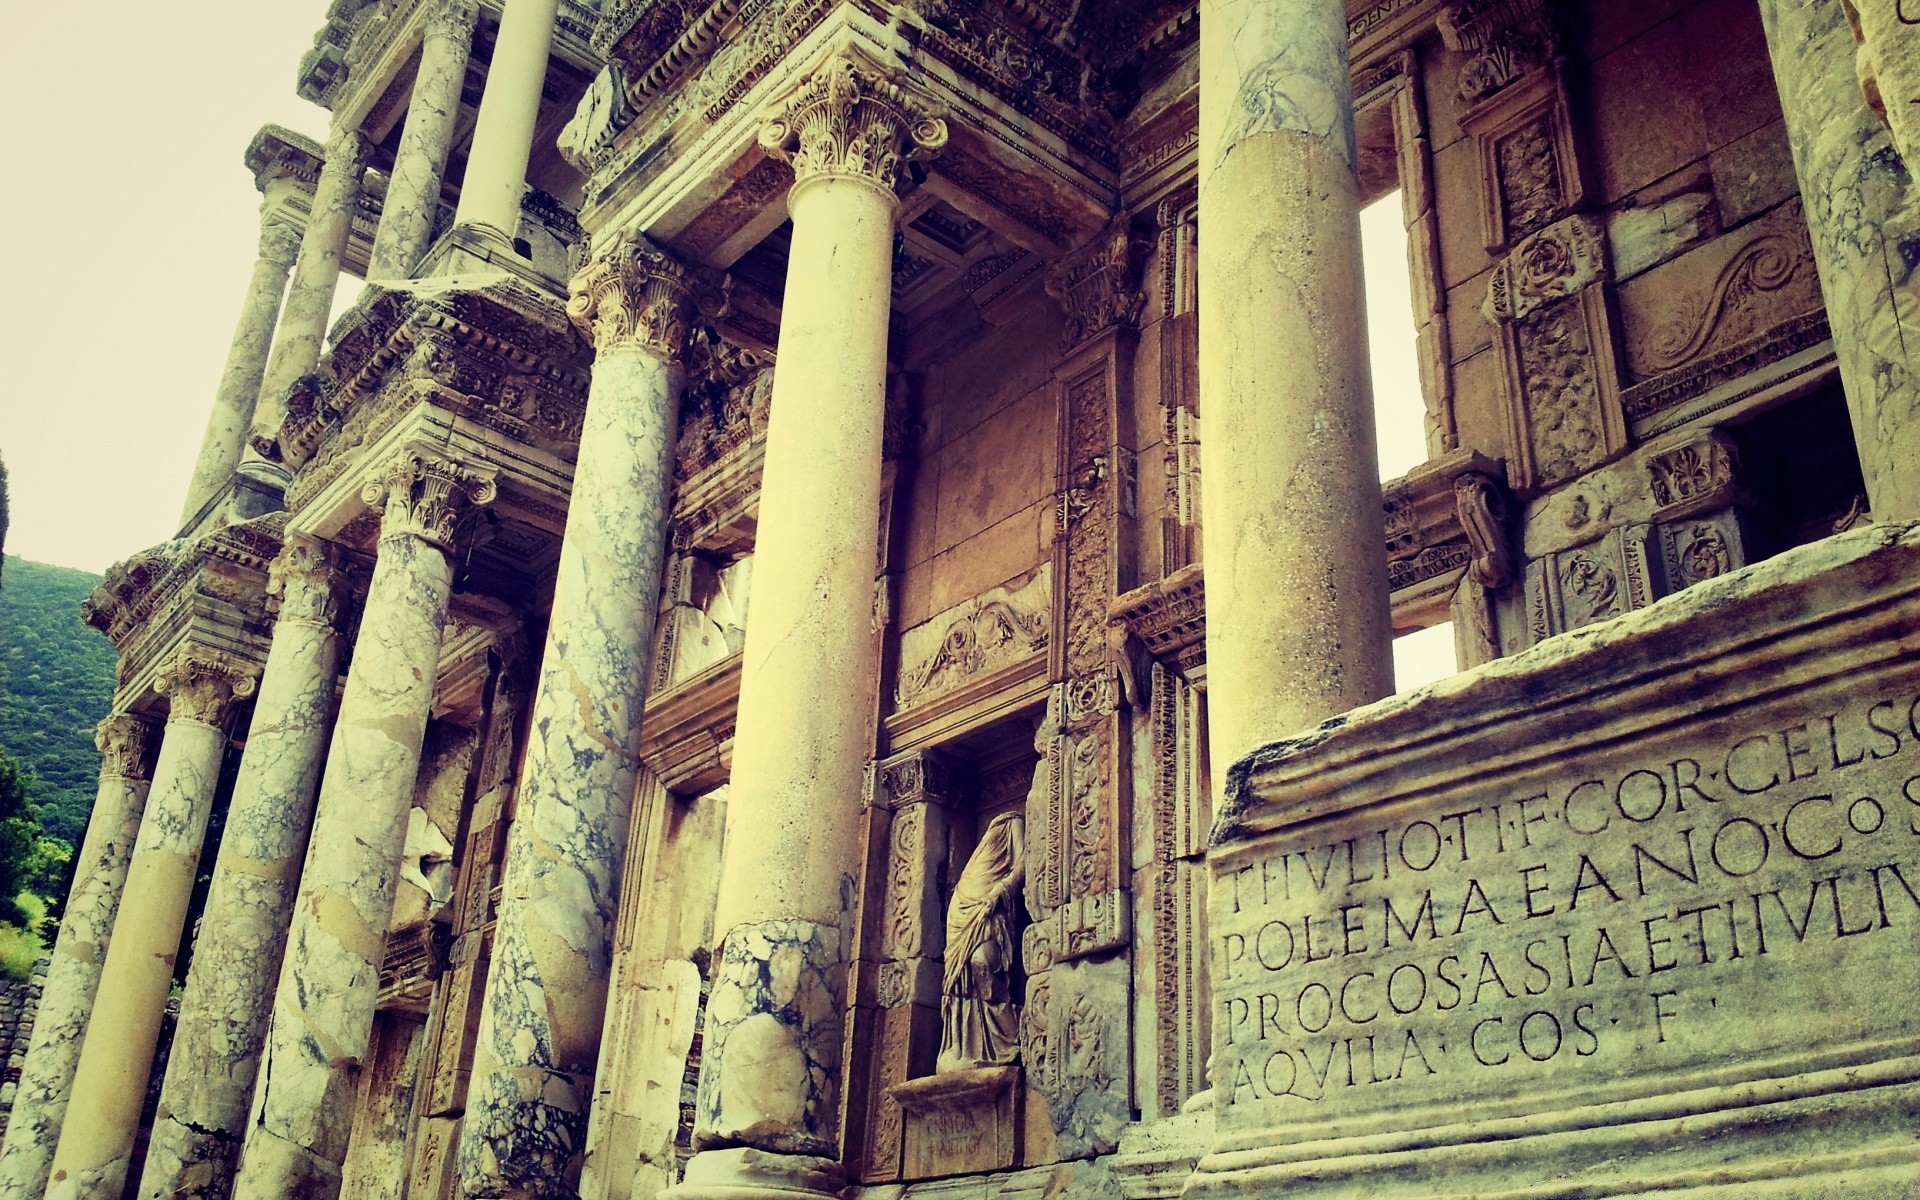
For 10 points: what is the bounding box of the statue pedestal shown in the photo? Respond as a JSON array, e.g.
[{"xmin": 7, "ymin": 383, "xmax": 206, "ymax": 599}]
[{"xmin": 887, "ymin": 1065, "xmax": 1020, "ymax": 1180}]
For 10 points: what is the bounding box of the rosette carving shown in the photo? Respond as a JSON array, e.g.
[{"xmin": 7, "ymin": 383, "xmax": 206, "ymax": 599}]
[
  {"xmin": 362, "ymin": 451, "xmax": 499, "ymax": 554},
  {"xmin": 565, "ymin": 233, "xmax": 729, "ymax": 357},
  {"xmin": 268, "ymin": 532, "xmax": 354, "ymax": 628},
  {"xmin": 95, "ymin": 713, "xmax": 160, "ymax": 782},
  {"xmin": 758, "ymin": 54, "xmax": 949, "ymax": 194},
  {"xmin": 155, "ymin": 649, "xmax": 260, "ymax": 726}
]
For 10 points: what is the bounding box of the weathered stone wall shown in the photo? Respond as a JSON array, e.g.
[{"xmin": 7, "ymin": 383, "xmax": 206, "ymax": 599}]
[{"xmin": 0, "ymin": 961, "xmax": 47, "ymax": 1142}]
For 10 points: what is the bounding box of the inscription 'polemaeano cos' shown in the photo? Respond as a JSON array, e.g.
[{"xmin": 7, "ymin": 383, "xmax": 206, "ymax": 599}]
[{"xmin": 1219, "ymin": 692, "xmax": 1920, "ymax": 1109}]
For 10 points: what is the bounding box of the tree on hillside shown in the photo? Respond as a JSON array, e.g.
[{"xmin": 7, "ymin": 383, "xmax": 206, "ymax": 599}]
[
  {"xmin": 0, "ymin": 752, "xmax": 44, "ymax": 927},
  {"xmin": 0, "ymin": 450, "xmax": 10, "ymax": 587}
]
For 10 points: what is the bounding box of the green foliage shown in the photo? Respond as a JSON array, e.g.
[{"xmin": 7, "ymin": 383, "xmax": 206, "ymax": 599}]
[
  {"xmin": 0, "ymin": 556, "xmax": 117, "ymax": 845},
  {"xmin": 0, "ymin": 753, "xmax": 42, "ymax": 928},
  {"xmin": 0, "ymin": 451, "xmax": 10, "ymax": 581}
]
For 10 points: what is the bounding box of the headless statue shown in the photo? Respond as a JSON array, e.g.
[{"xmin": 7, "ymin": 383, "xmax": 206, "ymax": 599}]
[{"xmin": 938, "ymin": 812, "xmax": 1027, "ymax": 1073}]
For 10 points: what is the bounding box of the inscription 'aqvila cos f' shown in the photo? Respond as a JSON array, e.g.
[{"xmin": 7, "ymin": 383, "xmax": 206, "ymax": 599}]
[{"xmin": 1215, "ymin": 692, "xmax": 1920, "ymax": 1110}]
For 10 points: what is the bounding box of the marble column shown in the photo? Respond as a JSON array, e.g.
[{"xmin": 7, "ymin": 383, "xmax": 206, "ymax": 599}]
[
  {"xmin": 667, "ymin": 53, "xmax": 945, "ymax": 1200},
  {"xmin": 137, "ymin": 536, "xmax": 353, "ymax": 1200},
  {"xmin": 47, "ymin": 652, "xmax": 259, "ymax": 1200},
  {"xmin": 368, "ymin": 0, "xmax": 478, "ymax": 280},
  {"xmin": 1197, "ymin": 0, "xmax": 1394, "ymax": 776},
  {"xmin": 1758, "ymin": 0, "xmax": 1920, "ymax": 523},
  {"xmin": 179, "ymin": 215, "xmax": 304, "ymax": 526},
  {"xmin": 457, "ymin": 237, "xmax": 709, "ymax": 1197},
  {"xmin": 245, "ymin": 125, "xmax": 371, "ymax": 475},
  {"xmin": 231, "ymin": 450, "xmax": 495, "ymax": 1200},
  {"xmin": 0, "ymin": 715, "xmax": 157, "ymax": 1200},
  {"xmin": 450, "ymin": 0, "xmax": 558, "ymax": 248}
]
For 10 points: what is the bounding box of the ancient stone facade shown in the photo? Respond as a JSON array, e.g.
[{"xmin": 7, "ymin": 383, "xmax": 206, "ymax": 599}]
[{"xmin": 5, "ymin": 0, "xmax": 1918, "ymax": 1197}]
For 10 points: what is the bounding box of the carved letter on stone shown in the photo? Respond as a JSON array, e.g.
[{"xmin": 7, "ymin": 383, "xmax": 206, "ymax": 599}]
[{"xmin": 939, "ymin": 813, "xmax": 1026, "ymax": 1074}]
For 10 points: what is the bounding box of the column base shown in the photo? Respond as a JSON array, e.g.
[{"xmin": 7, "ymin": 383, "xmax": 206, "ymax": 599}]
[{"xmin": 661, "ymin": 1148, "xmax": 842, "ymax": 1200}]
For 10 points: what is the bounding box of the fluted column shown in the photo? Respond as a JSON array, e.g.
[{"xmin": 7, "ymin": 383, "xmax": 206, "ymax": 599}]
[
  {"xmin": 138, "ymin": 537, "xmax": 353, "ymax": 1200},
  {"xmin": 450, "ymin": 0, "xmax": 558, "ymax": 249},
  {"xmin": 368, "ymin": 0, "xmax": 479, "ymax": 280},
  {"xmin": 231, "ymin": 451, "xmax": 495, "ymax": 1200},
  {"xmin": 1758, "ymin": 0, "xmax": 1920, "ymax": 522},
  {"xmin": 48, "ymin": 653, "xmax": 259, "ymax": 1200},
  {"xmin": 1197, "ymin": 0, "xmax": 1394, "ymax": 776},
  {"xmin": 458, "ymin": 238, "xmax": 715, "ymax": 1197},
  {"xmin": 244, "ymin": 125, "xmax": 371, "ymax": 475},
  {"xmin": 668, "ymin": 53, "xmax": 945, "ymax": 1200},
  {"xmin": 0, "ymin": 716, "xmax": 157, "ymax": 1200},
  {"xmin": 179, "ymin": 216, "xmax": 304, "ymax": 526}
]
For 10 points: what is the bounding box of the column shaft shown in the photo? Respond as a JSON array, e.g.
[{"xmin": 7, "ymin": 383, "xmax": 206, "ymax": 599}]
[
  {"xmin": 368, "ymin": 0, "xmax": 478, "ymax": 280},
  {"xmin": 47, "ymin": 656, "xmax": 257, "ymax": 1199},
  {"xmin": 231, "ymin": 453, "xmax": 493, "ymax": 1200},
  {"xmin": 458, "ymin": 240, "xmax": 699, "ymax": 1196},
  {"xmin": 247, "ymin": 128, "xmax": 370, "ymax": 469},
  {"xmin": 180, "ymin": 218, "xmax": 302, "ymax": 526},
  {"xmin": 0, "ymin": 717, "xmax": 156, "ymax": 1200},
  {"xmin": 670, "ymin": 54, "xmax": 945, "ymax": 1200},
  {"xmin": 1758, "ymin": 0, "xmax": 1920, "ymax": 522},
  {"xmin": 137, "ymin": 538, "xmax": 350, "ymax": 1200},
  {"xmin": 451, "ymin": 0, "xmax": 558, "ymax": 243},
  {"xmin": 1197, "ymin": 0, "xmax": 1394, "ymax": 773}
]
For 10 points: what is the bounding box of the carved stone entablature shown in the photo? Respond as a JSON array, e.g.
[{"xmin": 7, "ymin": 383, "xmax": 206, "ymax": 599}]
[
  {"xmin": 677, "ymin": 329, "xmax": 774, "ymax": 480},
  {"xmin": 282, "ymin": 280, "xmax": 592, "ymax": 512},
  {"xmin": 1523, "ymin": 524, "xmax": 1656, "ymax": 640},
  {"xmin": 866, "ymin": 747, "xmax": 969, "ymax": 813},
  {"xmin": 84, "ymin": 515, "xmax": 285, "ymax": 654},
  {"xmin": 567, "ymin": 232, "xmax": 727, "ymax": 357},
  {"xmin": 94, "ymin": 714, "xmax": 160, "ymax": 783},
  {"xmin": 758, "ymin": 53, "xmax": 951, "ymax": 194},
  {"xmin": 1382, "ymin": 449, "xmax": 1515, "ymax": 594},
  {"xmin": 1483, "ymin": 213, "xmax": 1607, "ymax": 325},
  {"xmin": 244, "ymin": 124, "xmax": 325, "ymax": 193},
  {"xmin": 1046, "ymin": 216, "xmax": 1148, "ymax": 354},
  {"xmin": 363, "ymin": 450, "xmax": 499, "ymax": 554},
  {"xmin": 1109, "ymin": 564, "xmax": 1205, "ymax": 675},
  {"xmin": 154, "ymin": 647, "xmax": 261, "ymax": 727},
  {"xmin": 1437, "ymin": 0, "xmax": 1556, "ymax": 102},
  {"xmin": 378, "ymin": 920, "xmax": 452, "ymax": 1011},
  {"xmin": 296, "ymin": 13, "xmax": 355, "ymax": 107}
]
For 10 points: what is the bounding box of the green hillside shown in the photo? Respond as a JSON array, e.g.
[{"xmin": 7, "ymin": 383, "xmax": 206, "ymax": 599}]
[{"xmin": 0, "ymin": 556, "xmax": 118, "ymax": 844}]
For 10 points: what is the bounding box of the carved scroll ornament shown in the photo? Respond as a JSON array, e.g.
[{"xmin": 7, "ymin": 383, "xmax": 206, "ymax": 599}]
[{"xmin": 759, "ymin": 54, "xmax": 949, "ymax": 193}]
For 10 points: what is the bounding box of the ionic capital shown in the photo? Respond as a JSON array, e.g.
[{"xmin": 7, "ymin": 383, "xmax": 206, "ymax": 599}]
[
  {"xmin": 566, "ymin": 233, "xmax": 728, "ymax": 358},
  {"xmin": 259, "ymin": 218, "xmax": 304, "ymax": 268},
  {"xmin": 155, "ymin": 649, "xmax": 260, "ymax": 726},
  {"xmin": 268, "ymin": 533, "xmax": 356, "ymax": 629},
  {"xmin": 758, "ymin": 54, "xmax": 948, "ymax": 198},
  {"xmin": 362, "ymin": 450, "xmax": 499, "ymax": 554},
  {"xmin": 95, "ymin": 713, "xmax": 160, "ymax": 782},
  {"xmin": 424, "ymin": 0, "xmax": 481, "ymax": 41}
]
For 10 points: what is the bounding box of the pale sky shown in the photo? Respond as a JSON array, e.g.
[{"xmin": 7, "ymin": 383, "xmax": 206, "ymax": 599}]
[{"xmin": 0, "ymin": 0, "xmax": 337, "ymax": 574}]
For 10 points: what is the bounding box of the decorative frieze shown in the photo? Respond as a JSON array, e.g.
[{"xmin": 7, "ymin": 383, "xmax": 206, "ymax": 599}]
[{"xmin": 758, "ymin": 54, "xmax": 949, "ymax": 193}]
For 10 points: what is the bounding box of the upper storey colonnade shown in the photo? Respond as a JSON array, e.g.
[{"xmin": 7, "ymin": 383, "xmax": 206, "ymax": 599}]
[{"xmin": 7, "ymin": 1, "xmax": 1920, "ymax": 1199}]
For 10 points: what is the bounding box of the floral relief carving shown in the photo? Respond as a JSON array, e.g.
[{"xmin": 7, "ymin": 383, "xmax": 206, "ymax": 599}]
[
  {"xmin": 758, "ymin": 55, "xmax": 949, "ymax": 193},
  {"xmin": 1558, "ymin": 549, "xmax": 1620, "ymax": 628},
  {"xmin": 1438, "ymin": 0, "xmax": 1555, "ymax": 101},
  {"xmin": 1516, "ymin": 298, "xmax": 1604, "ymax": 487},
  {"xmin": 1495, "ymin": 118, "xmax": 1564, "ymax": 242},
  {"xmin": 1484, "ymin": 214, "xmax": 1608, "ymax": 324},
  {"xmin": 1677, "ymin": 525, "xmax": 1732, "ymax": 582},
  {"xmin": 1637, "ymin": 232, "xmax": 1813, "ymax": 376},
  {"xmin": 897, "ymin": 600, "xmax": 1048, "ymax": 707}
]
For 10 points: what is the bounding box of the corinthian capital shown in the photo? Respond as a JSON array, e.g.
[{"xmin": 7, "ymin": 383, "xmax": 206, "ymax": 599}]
[
  {"xmin": 758, "ymin": 54, "xmax": 949, "ymax": 196},
  {"xmin": 155, "ymin": 649, "xmax": 260, "ymax": 726},
  {"xmin": 259, "ymin": 218, "xmax": 304, "ymax": 268},
  {"xmin": 566, "ymin": 233, "xmax": 728, "ymax": 358},
  {"xmin": 324, "ymin": 125, "xmax": 374, "ymax": 177},
  {"xmin": 363, "ymin": 450, "xmax": 499, "ymax": 554},
  {"xmin": 269, "ymin": 533, "xmax": 355, "ymax": 628},
  {"xmin": 95, "ymin": 713, "xmax": 160, "ymax": 782},
  {"xmin": 1045, "ymin": 215, "xmax": 1146, "ymax": 353},
  {"xmin": 424, "ymin": 0, "xmax": 480, "ymax": 40}
]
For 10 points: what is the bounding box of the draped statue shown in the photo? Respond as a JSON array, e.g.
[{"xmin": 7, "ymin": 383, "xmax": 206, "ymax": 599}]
[{"xmin": 938, "ymin": 812, "xmax": 1027, "ymax": 1073}]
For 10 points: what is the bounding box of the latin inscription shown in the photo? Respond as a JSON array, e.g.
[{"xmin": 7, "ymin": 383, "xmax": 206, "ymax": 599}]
[{"xmin": 1214, "ymin": 693, "xmax": 1920, "ymax": 1111}]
